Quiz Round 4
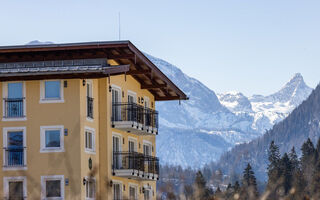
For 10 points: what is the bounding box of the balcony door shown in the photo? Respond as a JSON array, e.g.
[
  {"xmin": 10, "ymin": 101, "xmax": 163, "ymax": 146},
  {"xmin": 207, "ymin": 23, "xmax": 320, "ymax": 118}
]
[
  {"xmin": 112, "ymin": 88, "xmax": 121, "ymax": 121},
  {"xmin": 128, "ymin": 140, "xmax": 136, "ymax": 152},
  {"xmin": 86, "ymin": 81, "xmax": 93, "ymax": 119},
  {"xmin": 144, "ymin": 188, "xmax": 151, "ymax": 200},
  {"xmin": 112, "ymin": 135, "xmax": 121, "ymax": 169},
  {"xmin": 143, "ymin": 143, "xmax": 152, "ymax": 157},
  {"xmin": 5, "ymin": 82, "xmax": 24, "ymax": 118},
  {"xmin": 6, "ymin": 131, "xmax": 24, "ymax": 166},
  {"xmin": 127, "ymin": 94, "xmax": 136, "ymax": 122},
  {"xmin": 128, "ymin": 140, "xmax": 137, "ymax": 169},
  {"xmin": 113, "ymin": 183, "xmax": 121, "ymax": 200},
  {"xmin": 144, "ymin": 97, "xmax": 151, "ymax": 126}
]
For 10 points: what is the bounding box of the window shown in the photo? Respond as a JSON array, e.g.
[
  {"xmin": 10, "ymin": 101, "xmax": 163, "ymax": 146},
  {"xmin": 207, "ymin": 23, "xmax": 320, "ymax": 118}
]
[
  {"xmin": 111, "ymin": 86, "xmax": 121, "ymax": 121},
  {"xmin": 112, "ymin": 134, "xmax": 122, "ymax": 169},
  {"xmin": 40, "ymin": 126, "xmax": 64, "ymax": 153},
  {"xmin": 40, "ymin": 80, "xmax": 64, "ymax": 103},
  {"xmin": 8, "ymin": 82, "xmax": 23, "ymax": 98},
  {"xmin": 143, "ymin": 141, "xmax": 152, "ymax": 156},
  {"xmin": 113, "ymin": 182, "xmax": 122, "ymax": 200},
  {"xmin": 87, "ymin": 81, "xmax": 93, "ymax": 119},
  {"xmin": 85, "ymin": 127, "xmax": 95, "ymax": 153},
  {"xmin": 127, "ymin": 90, "xmax": 137, "ymax": 103},
  {"xmin": 2, "ymin": 82, "xmax": 26, "ymax": 120},
  {"xmin": 128, "ymin": 138, "xmax": 137, "ymax": 152},
  {"xmin": 3, "ymin": 127, "xmax": 27, "ymax": 170},
  {"xmin": 129, "ymin": 185, "xmax": 137, "ymax": 200},
  {"xmin": 85, "ymin": 178, "xmax": 96, "ymax": 199},
  {"xmin": 144, "ymin": 189, "xmax": 151, "ymax": 200},
  {"xmin": 41, "ymin": 175, "xmax": 64, "ymax": 200},
  {"xmin": 4, "ymin": 176, "xmax": 27, "ymax": 199},
  {"xmin": 45, "ymin": 81, "xmax": 60, "ymax": 99},
  {"xmin": 143, "ymin": 187, "xmax": 152, "ymax": 200}
]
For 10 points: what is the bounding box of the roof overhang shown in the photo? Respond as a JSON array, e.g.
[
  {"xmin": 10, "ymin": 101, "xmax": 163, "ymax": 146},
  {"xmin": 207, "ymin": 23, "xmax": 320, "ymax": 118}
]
[{"xmin": 0, "ymin": 41, "xmax": 187, "ymax": 101}]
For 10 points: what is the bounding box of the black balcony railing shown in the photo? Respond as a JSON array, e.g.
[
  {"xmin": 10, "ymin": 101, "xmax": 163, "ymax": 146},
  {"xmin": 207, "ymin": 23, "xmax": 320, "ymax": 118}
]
[
  {"xmin": 112, "ymin": 102, "xmax": 159, "ymax": 130},
  {"xmin": 3, "ymin": 98, "xmax": 24, "ymax": 118},
  {"xmin": 112, "ymin": 151, "xmax": 159, "ymax": 177},
  {"xmin": 87, "ymin": 96, "xmax": 94, "ymax": 119},
  {"xmin": 145, "ymin": 108, "xmax": 159, "ymax": 129},
  {"xmin": 112, "ymin": 102, "xmax": 144, "ymax": 124},
  {"xmin": 3, "ymin": 147, "xmax": 26, "ymax": 167},
  {"xmin": 145, "ymin": 155, "xmax": 160, "ymax": 175}
]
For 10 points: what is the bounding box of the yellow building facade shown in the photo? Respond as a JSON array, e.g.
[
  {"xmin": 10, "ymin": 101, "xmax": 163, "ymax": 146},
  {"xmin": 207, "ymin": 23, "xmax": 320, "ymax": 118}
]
[{"xmin": 0, "ymin": 41, "xmax": 187, "ymax": 200}]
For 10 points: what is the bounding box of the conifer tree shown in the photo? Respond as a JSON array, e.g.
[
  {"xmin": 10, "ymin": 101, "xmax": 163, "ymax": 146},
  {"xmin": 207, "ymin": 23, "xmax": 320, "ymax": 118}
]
[
  {"xmin": 289, "ymin": 147, "xmax": 299, "ymax": 171},
  {"xmin": 288, "ymin": 146, "xmax": 306, "ymax": 199},
  {"xmin": 233, "ymin": 181, "xmax": 240, "ymax": 193},
  {"xmin": 311, "ymin": 160, "xmax": 320, "ymax": 199},
  {"xmin": 240, "ymin": 163, "xmax": 259, "ymax": 200},
  {"xmin": 315, "ymin": 138, "xmax": 320, "ymax": 162},
  {"xmin": 279, "ymin": 153, "xmax": 293, "ymax": 195},
  {"xmin": 267, "ymin": 141, "xmax": 281, "ymax": 190},
  {"xmin": 194, "ymin": 171, "xmax": 211, "ymax": 200},
  {"xmin": 301, "ymin": 138, "xmax": 316, "ymax": 193}
]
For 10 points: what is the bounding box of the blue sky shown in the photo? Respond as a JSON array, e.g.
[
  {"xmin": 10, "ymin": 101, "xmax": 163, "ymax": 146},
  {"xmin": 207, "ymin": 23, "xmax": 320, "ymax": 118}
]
[{"xmin": 0, "ymin": 0, "xmax": 319, "ymax": 96}]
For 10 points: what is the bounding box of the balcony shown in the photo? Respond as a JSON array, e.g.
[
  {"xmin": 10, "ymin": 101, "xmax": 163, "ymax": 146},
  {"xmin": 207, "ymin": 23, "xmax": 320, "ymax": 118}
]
[
  {"xmin": 87, "ymin": 96, "xmax": 94, "ymax": 119},
  {"xmin": 111, "ymin": 102, "xmax": 158, "ymax": 135},
  {"xmin": 112, "ymin": 151, "xmax": 159, "ymax": 180},
  {"xmin": 3, "ymin": 98, "xmax": 25, "ymax": 118},
  {"xmin": 3, "ymin": 147, "xmax": 26, "ymax": 168}
]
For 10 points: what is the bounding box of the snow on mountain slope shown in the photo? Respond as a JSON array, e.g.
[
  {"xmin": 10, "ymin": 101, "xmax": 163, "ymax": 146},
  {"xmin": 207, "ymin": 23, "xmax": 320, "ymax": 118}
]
[
  {"xmin": 147, "ymin": 54, "xmax": 312, "ymax": 168},
  {"xmin": 217, "ymin": 91, "xmax": 253, "ymax": 113}
]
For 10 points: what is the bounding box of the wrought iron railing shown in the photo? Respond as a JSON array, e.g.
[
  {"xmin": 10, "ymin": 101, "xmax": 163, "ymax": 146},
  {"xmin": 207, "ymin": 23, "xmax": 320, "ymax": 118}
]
[
  {"xmin": 112, "ymin": 151, "xmax": 159, "ymax": 176},
  {"xmin": 3, "ymin": 98, "xmax": 24, "ymax": 118},
  {"xmin": 112, "ymin": 102, "xmax": 144, "ymax": 124},
  {"xmin": 87, "ymin": 96, "xmax": 94, "ymax": 119},
  {"xmin": 145, "ymin": 155, "xmax": 160, "ymax": 175},
  {"xmin": 3, "ymin": 147, "xmax": 26, "ymax": 167},
  {"xmin": 145, "ymin": 107, "xmax": 159, "ymax": 129},
  {"xmin": 111, "ymin": 102, "xmax": 158, "ymax": 130}
]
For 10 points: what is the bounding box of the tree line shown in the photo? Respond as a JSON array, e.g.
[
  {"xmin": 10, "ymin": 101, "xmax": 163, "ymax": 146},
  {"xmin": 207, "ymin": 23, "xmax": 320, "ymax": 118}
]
[{"xmin": 158, "ymin": 137, "xmax": 320, "ymax": 199}]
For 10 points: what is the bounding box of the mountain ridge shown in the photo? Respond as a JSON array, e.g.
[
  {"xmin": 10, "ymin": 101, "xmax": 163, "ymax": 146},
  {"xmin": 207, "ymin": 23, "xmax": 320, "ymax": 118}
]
[{"xmin": 146, "ymin": 53, "xmax": 313, "ymax": 168}]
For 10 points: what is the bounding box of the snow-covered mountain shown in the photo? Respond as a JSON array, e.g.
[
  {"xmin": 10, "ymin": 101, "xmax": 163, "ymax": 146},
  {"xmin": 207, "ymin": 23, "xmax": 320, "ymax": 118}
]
[
  {"xmin": 147, "ymin": 54, "xmax": 313, "ymax": 168},
  {"xmin": 218, "ymin": 73, "xmax": 313, "ymax": 134}
]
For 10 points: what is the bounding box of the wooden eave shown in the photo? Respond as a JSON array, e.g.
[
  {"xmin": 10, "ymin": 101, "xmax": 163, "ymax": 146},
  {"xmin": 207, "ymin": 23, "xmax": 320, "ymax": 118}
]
[{"xmin": 0, "ymin": 41, "xmax": 188, "ymax": 101}]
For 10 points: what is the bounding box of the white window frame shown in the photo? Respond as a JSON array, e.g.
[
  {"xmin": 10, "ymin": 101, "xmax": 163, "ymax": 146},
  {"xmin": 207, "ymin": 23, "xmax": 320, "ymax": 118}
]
[
  {"xmin": 2, "ymin": 81, "xmax": 27, "ymax": 121},
  {"xmin": 111, "ymin": 85, "xmax": 122, "ymax": 121},
  {"xmin": 143, "ymin": 140, "xmax": 152, "ymax": 156},
  {"xmin": 111, "ymin": 84, "xmax": 122, "ymax": 104},
  {"xmin": 112, "ymin": 180, "xmax": 123, "ymax": 200},
  {"xmin": 86, "ymin": 80, "xmax": 94, "ymax": 121},
  {"xmin": 144, "ymin": 96, "xmax": 150, "ymax": 108},
  {"xmin": 127, "ymin": 90, "xmax": 137, "ymax": 103},
  {"xmin": 40, "ymin": 125, "xmax": 64, "ymax": 153},
  {"xmin": 128, "ymin": 137, "xmax": 138, "ymax": 152},
  {"xmin": 112, "ymin": 132, "xmax": 122, "ymax": 152},
  {"xmin": 41, "ymin": 175, "xmax": 65, "ymax": 200},
  {"xmin": 112, "ymin": 132, "xmax": 122, "ymax": 168},
  {"xmin": 3, "ymin": 127, "xmax": 27, "ymax": 171},
  {"xmin": 143, "ymin": 185, "xmax": 153, "ymax": 200},
  {"xmin": 40, "ymin": 80, "xmax": 64, "ymax": 103},
  {"xmin": 85, "ymin": 176, "xmax": 96, "ymax": 200},
  {"xmin": 129, "ymin": 183, "xmax": 138, "ymax": 200},
  {"xmin": 84, "ymin": 126, "xmax": 95, "ymax": 154},
  {"xmin": 3, "ymin": 176, "xmax": 27, "ymax": 199}
]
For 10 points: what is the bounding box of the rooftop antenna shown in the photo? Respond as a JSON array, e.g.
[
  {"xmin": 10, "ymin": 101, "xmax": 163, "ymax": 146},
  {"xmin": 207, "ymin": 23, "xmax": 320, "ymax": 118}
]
[{"xmin": 118, "ymin": 12, "xmax": 121, "ymax": 40}]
